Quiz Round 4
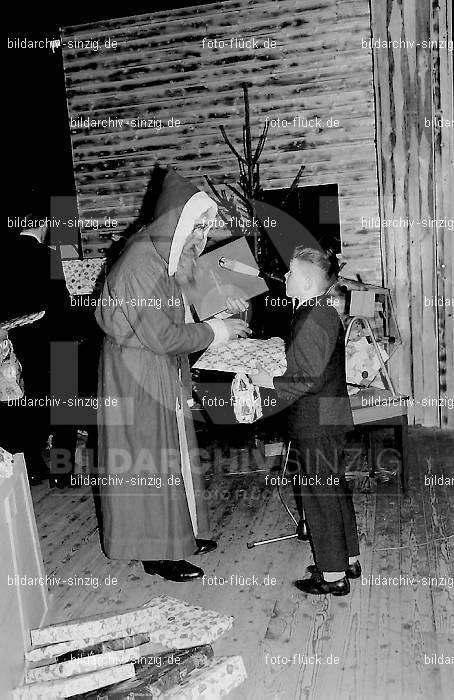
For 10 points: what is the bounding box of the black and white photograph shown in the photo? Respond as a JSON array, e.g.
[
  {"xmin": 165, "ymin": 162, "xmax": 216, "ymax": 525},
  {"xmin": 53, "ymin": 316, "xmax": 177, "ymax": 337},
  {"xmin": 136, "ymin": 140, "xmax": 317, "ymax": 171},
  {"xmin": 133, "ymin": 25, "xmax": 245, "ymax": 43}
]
[{"xmin": 2, "ymin": 1, "xmax": 453, "ymax": 698}]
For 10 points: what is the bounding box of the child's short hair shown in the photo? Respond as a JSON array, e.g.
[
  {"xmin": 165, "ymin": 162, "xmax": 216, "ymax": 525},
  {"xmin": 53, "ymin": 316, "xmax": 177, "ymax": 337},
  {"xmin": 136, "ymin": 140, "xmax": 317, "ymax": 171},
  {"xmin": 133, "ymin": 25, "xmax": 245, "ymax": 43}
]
[{"xmin": 291, "ymin": 246, "xmax": 340, "ymax": 282}]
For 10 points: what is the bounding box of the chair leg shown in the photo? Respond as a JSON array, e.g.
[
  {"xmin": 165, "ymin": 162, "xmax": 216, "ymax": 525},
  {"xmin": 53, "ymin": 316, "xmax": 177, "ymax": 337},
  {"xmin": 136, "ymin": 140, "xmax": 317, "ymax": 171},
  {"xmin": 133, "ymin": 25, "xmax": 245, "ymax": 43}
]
[{"xmin": 395, "ymin": 416, "xmax": 409, "ymax": 494}]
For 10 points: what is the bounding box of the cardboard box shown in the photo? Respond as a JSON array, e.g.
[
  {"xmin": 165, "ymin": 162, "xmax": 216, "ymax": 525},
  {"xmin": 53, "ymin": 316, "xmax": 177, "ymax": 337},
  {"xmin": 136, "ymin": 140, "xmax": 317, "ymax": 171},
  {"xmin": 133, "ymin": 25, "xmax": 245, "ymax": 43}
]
[{"xmin": 189, "ymin": 237, "xmax": 268, "ymax": 320}]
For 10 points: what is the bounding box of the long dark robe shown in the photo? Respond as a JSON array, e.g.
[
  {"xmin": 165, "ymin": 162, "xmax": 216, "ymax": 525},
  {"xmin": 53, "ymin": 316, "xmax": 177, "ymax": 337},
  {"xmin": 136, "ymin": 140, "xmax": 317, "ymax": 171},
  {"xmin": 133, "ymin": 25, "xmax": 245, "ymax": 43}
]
[{"xmin": 95, "ymin": 172, "xmax": 216, "ymax": 560}]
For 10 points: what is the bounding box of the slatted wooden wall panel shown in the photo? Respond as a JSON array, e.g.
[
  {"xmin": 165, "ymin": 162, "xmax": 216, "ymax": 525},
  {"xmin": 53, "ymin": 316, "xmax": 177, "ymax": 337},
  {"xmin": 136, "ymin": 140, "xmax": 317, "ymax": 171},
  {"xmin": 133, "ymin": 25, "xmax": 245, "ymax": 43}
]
[
  {"xmin": 61, "ymin": 0, "xmax": 382, "ymax": 284},
  {"xmin": 371, "ymin": 0, "xmax": 454, "ymax": 428},
  {"xmin": 432, "ymin": 0, "xmax": 454, "ymax": 429}
]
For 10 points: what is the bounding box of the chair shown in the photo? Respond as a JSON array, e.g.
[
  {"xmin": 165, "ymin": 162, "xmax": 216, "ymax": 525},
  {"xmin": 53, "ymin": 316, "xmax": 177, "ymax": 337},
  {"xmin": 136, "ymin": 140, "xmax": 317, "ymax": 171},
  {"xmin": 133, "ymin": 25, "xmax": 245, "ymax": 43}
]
[{"xmin": 350, "ymin": 386, "xmax": 409, "ymax": 493}]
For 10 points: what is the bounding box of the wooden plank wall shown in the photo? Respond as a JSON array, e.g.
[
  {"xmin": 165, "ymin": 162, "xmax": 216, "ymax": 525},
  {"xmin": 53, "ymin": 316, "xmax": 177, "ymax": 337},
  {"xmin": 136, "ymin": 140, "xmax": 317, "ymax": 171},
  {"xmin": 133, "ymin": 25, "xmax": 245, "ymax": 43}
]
[
  {"xmin": 370, "ymin": 0, "xmax": 454, "ymax": 427},
  {"xmin": 432, "ymin": 0, "xmax": 454, "ymax": 428},
  {"xmin": 61, "ymin": 0, "xmax": 382, "ymax": 284}
]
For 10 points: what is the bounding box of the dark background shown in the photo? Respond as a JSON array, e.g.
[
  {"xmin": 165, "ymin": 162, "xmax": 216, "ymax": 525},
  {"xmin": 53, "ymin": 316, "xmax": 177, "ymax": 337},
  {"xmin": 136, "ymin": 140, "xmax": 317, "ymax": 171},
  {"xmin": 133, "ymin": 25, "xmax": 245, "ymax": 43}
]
[
  {"xmin": 6, "ymin": 3, "xmax": 339, "ymax": 255},
  {"xmin": 6, "ymin": 2, "xmax": 214, "ymax": 221}
]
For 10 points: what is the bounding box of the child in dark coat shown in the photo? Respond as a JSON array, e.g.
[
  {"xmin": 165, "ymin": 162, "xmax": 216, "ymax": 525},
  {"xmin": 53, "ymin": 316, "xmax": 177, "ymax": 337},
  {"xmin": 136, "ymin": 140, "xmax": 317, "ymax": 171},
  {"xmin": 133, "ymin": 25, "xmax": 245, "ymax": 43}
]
[{"xmin": 251, "ymin": 247, "xmax": 360, "ymax": 596}]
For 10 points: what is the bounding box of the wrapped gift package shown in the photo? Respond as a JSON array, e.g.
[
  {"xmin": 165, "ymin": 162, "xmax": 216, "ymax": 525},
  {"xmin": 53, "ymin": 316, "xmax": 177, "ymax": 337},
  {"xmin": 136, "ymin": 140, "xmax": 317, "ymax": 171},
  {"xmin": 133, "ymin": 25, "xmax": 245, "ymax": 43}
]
[
  {"xmin": 144, "ymin": 596, "xmax": 234, "ymax": 648},
  {"xmin": 26, "ymin": 627, "xmax": 157, "ymax": 664},
  {"xmin": 0, "ymin": 445, "xmax": 14, "ymax": 479},
  {"xmin": 62, "ymin": 259, "xmax": 105, "ymax": 296},
  {"xmin": 13, "ymin": 663, "xmax": 135, "ymax": 700},
  {"xmin": 22, "ymin": 597, "xmax": 235, "ymax": 699},
  {"xmin": 25, "ymin": 646, "xmax": 146, "ymax": 684},
  {"xmin": 194, "ymin": 336, "xmax": 286, "ymax": 376},
  {"xmin": 163, "ymin": 655, "xmax": 247, "ymax": 699},
  {"xmin": 76, "ymin": 645, "xmax": 215, "ymax": 699},
  {"xmin": 56, "ymin": 631, "xmax": 152, "ymax": 663},
  {"xmin": 189, "ymin": 237, "xmax": 268, "ymax": 320},
  {"xmin": 30, "ymin": 604, "xmax": 162, "ymax": 647}
]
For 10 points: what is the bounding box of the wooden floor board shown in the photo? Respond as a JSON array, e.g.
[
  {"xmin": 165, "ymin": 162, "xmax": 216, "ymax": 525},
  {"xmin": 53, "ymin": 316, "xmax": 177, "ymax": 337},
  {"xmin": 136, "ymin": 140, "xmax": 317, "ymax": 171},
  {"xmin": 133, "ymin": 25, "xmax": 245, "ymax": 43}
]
[{"xmin": 31, "ymin": 427, "xmax": 453, "ymax": 699}]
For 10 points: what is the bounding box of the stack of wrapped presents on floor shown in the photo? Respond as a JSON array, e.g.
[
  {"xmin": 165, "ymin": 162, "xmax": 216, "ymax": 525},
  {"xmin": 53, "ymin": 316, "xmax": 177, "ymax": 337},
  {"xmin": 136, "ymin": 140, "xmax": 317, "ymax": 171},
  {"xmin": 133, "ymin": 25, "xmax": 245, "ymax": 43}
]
[{"xmin": 14, "ymin": 596, "xmax": 247, "ymax": 699}]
